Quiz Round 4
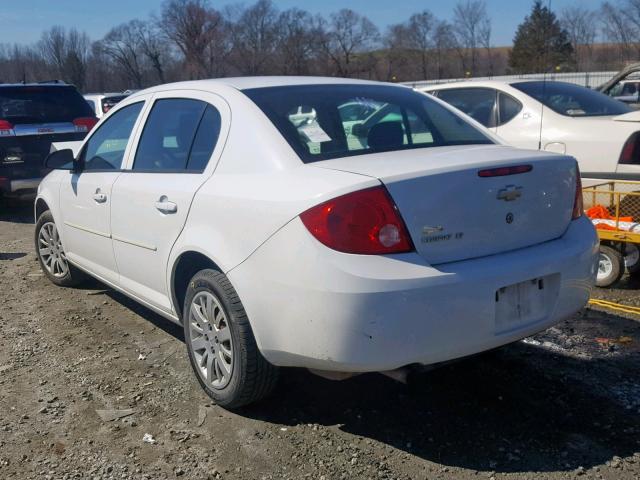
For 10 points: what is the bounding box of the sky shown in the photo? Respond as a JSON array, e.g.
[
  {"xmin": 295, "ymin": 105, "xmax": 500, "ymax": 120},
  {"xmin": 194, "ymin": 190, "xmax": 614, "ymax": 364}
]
[{"xmin": 0, "ymin": 0, "xmax": 606, "ymax": 47}]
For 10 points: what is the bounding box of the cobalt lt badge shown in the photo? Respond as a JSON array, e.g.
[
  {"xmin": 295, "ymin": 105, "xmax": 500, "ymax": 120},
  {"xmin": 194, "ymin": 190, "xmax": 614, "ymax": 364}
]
[{"xmin": 506, "ymin": 212, "xmax": 514, "ymax": 224}]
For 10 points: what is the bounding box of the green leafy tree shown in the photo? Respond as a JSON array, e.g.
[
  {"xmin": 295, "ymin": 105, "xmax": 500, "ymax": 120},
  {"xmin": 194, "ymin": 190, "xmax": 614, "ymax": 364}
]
[{"xmin": 509, "ymin": 0, "xmax": 573, "ymax": 74}]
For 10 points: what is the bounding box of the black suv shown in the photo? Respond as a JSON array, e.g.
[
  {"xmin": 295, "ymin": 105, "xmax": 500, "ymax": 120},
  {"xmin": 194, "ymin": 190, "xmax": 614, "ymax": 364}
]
[{"xmin": 0, "ymin": 82, "xmax": 96, "ymax": 202}]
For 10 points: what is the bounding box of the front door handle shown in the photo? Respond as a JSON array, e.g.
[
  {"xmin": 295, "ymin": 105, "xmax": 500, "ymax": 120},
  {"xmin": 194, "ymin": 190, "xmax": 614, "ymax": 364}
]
[
  {"xmin": 93, "ymin": 191, "xmax": 107, "ymax": 203},
  {"xmin": 155, "ymin": 197, "xmax": 177, "ymax": 214}
]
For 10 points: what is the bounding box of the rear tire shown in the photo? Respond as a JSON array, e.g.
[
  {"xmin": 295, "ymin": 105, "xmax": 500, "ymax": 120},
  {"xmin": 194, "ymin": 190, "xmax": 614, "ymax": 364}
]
[
  {"xmin": 596, "ymin": 245, "xmax": 624, "ymax": 288},
  {"xmin": 183, "ymin": 268, "xmax": 278, "ymax": 409},
  {"xmin": 34, "ymin": 210, "xmax": 85, "ymax": 287}
]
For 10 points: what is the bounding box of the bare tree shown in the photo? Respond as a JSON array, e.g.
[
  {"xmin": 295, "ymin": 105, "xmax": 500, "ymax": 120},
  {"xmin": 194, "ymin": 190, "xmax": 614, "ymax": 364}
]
[
  {"xmin": 383, "ymin": 23, "xmax": 412, "ymax": 81},
  {"xmin": 229, "ymin": 0, "xmax": 279, "ymax": 75},
  {"xmin": 601, "ymin": 1, "xmax": 640, "ymax": 62},
  {"xmin": 134, "ymin": 20, "xmax": 169, "ymax": 83},
  {"xmin": 560, "ymin": 5, "xmax": 598, "ymax": 70},
  {"xmin": 433, "ymin": 21, "xmax": 457, "ymax": 79},
  {"xmin": 98, "ymin": 22, "xmax": 146, "ymax": 88},
  {"xmin": 39, "ymin": 27, "xmax": 67, "ymax": 77},
  {"xmin": 320, "ymin": 9, "xmax": 379, "ymax": 77},
  {"xmin": 453, "ymin": 0, "xmax": 491, "ymax": 76},
  {"xmin": 276, "ymin": 8, "xmax": 317, "ymax": 75},
  {"xmin": 38, "ymin": 27, "xmax": 90, "ymax": 88},
  {"xmin": 159, "ymin": 0, "xmax": 226, "ymax": 78},
  {"xmin": 406, "ymin": 11, "xmax": 436, "ymax": 80},
  {"xmin": 0, "ymin": 43, "xmax": 49, "ymax": 84}
]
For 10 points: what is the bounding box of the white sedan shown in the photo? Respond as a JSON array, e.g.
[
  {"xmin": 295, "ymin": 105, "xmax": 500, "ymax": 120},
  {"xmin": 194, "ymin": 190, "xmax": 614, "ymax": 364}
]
[
  {"xmin": 422, "ymin": 80, "xmax": 640, "ymax": 182},
  {"xmin": 35, "ymin": 77, "xmax": 598, "ymax": 408}
]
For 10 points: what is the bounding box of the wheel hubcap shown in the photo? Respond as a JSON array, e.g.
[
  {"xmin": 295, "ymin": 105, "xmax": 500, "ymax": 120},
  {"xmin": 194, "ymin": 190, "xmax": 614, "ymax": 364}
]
[
  {"xmin": 598, "ymin": 253, "xmax": 614, "ymax": 280},
  {"xmin": 188, "ymin": 291, "xmax": 233, "ymax": 389},
  {"xmin": 38, "ymin": 222, "xmax": 69, "ymax": 278}
]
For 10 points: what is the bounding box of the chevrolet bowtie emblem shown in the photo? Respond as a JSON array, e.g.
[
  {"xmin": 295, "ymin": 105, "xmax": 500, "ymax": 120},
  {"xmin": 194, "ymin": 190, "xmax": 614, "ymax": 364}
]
[{"xmin": 497, "ymin": 185, "xmax": 523, "ymax": 202}]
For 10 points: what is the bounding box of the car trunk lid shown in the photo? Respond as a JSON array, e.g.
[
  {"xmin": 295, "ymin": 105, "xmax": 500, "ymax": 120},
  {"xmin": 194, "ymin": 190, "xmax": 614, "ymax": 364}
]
[{"xmin": 312, "ymin": 145, "xmax": 578, "ymax": 265}]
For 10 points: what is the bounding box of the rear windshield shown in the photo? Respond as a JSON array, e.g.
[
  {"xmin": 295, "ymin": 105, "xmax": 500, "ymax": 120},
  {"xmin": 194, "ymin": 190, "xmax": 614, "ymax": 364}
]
[
  {"xmin": 512, "ymin": 81, "xmax": 632, "ymax": 117},
  {"xmin": 0, "ymin": 85, "xmax": 94, "ymax": 124},
  {"xmin": 244, "ymin": 84, "xmax": 494, "ymax": 163}
]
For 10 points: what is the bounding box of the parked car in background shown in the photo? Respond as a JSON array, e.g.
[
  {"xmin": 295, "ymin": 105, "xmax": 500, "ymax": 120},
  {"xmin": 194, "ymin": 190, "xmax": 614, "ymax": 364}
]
[
  {"xmin": 423, "ymin": 80, "xmax": 640, "ymax": 181},
  {"xmin": 36, "ymin": 77, "xmax": 597, "ymax": 408},
  {"xmin": 84, "ymin": 92, "xmax": 130, "ymax": 119},
  {"xmin": 608, "ymin": 80, "xmax": 640, "ymax": 107},
  {"xmin": 598, "ymin": 63, "xmax": 640, "ymax": 109},
  {"xmin": 0, "ymin": 82, "xmax": 96, "ymax": 202}
]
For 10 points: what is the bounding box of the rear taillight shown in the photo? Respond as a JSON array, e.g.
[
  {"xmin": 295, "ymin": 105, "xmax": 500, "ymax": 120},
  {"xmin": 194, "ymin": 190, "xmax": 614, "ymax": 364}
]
[
  {"xmin": 73, "ymin": 117, "xmax": 98, "ymax": 132},
  {"xmin": 300, "ymin": 186, "xmax": 414, "ymax": 255},
  {"xmin": 619, "ymin": 132, "xmax": 640, "ymax": 164},
  {"xmin": 0, "ymin": 120, "xmax": 14, "ymax": 136},
  {"xmin": 572, "ymin": 164, "xmax": 583, "ymax": 220}
]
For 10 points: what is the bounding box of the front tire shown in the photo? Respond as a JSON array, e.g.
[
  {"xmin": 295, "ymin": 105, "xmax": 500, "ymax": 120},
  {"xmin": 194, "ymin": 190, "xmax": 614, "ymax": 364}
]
[
  {"xmin": 183, "ymin": 269, "xmax": 278, "ymax": 409},
  {"xmin": 35, "ymin": 210, "xmax": 85, "ymax": 287}
]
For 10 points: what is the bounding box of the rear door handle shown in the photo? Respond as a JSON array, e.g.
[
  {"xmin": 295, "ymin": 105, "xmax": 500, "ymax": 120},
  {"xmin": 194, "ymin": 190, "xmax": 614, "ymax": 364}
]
[
  {"xmin": 155, "ymin": 198, "xmax": 177, "ymax": 214},
  {"xmin": 93, "ymin": 193, "xmax": 107, "ymax": 203}
]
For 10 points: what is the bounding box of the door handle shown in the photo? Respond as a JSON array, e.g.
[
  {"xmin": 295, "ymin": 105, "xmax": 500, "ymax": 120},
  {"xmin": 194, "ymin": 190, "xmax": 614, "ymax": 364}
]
[
  {"xmin": 93, "ymin": 192, "xmax": 107, "ymax": 203},
  {"xmin": 155, "ymin": 198, "xmax": 177, "ymax": 214}
]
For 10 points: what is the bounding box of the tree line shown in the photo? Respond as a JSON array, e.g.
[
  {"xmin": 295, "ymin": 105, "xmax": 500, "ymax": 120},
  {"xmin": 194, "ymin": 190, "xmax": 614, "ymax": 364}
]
[{"xmin": 0, "ymin": 0, "xmax": 638, "ymax": 93}]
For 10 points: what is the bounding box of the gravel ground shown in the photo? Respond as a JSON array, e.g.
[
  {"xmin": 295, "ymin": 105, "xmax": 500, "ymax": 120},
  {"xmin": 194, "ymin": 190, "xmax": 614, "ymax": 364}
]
[{"xmin": 1, "ymin": 204, "xmax": 639, "ymax": 480}]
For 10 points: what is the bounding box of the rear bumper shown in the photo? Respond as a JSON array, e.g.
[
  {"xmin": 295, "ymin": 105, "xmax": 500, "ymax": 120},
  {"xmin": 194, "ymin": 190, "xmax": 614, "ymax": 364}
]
[
  {"xmin": 0, "ymin": 177, "xmax": 41, "ymax": 198},
  {"xmin": 228, "ymin": 216, "xmax": 599, "ymax": 372}
]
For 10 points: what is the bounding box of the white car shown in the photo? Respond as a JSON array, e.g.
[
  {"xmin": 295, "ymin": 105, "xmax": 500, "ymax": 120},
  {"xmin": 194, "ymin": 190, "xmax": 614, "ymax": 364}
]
[
  {"xmin": 422, "ymin": 80, "xmax": 640, "ymax": 182},
  {"xmin": 35, "ymin": 77, "xmax": 598, "ymax": 408},
  {"xmin": 84, "ymin": 93, "xmax": 130, "ymax": 119}
]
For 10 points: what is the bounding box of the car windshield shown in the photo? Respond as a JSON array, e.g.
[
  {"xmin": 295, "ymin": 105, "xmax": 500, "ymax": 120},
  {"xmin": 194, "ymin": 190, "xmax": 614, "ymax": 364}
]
[
  {"xmin": 0, "ymin": 85, "xmax": 94, "ymax": 124},
  {"xmin": 244, "ymin": 84, "xmax": 493, "ymax": 163},
  {"xmin": 512, "ymin": 81, "xmax": 632, "ymax": 117}
]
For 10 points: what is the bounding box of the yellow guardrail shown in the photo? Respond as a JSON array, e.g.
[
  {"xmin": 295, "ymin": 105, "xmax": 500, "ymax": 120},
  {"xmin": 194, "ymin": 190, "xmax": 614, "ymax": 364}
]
[
  {"xmin": 583, "ymin": 181, "xmax": 640, "ymax": 244},
  {"xmin": 588, "ymin": 298, "xmax": 640, "ymax": 316}
]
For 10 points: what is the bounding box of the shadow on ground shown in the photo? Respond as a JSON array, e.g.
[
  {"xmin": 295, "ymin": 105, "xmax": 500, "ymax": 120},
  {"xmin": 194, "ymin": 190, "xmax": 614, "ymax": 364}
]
[
  {"xmin": 68, "ymin": 276, "xmax": 640, "ymax": 475},
  {"xmin": 241, "ymin": 314, "xmax": 640, "ymax": 474},
  {"xmin": 0, "ymin": 252, "xmax": 27, "ymax": 260}
]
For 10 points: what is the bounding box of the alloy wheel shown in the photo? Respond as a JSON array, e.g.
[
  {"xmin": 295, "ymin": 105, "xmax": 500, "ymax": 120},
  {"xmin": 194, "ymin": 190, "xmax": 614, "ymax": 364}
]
[
  {"xmin": 38, "ymin": 222, "xmax": 69, "ymax": 278},
  {"xmin": 188, "ymin": 291, "xmax": 234, "ymax": 389}
]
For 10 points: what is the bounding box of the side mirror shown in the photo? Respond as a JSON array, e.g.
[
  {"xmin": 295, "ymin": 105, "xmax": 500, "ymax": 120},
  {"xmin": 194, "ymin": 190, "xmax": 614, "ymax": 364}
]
[{"xmin": 44, "ymin": 149, "xmax": 79, "ymax": 172}]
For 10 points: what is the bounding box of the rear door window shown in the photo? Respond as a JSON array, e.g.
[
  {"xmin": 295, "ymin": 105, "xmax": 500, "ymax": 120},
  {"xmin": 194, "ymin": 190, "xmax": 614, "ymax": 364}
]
[
  {"xmin": 436, "ymin": 88, "xmax": 497, "ymax": 128},
  {"xmin": 134, "ymin": 99, "xmax": 205, "ymax": 171},
  {"xmin": 133, "ymin": 98, "xmax": 221, "ymax": 172},
  {"xmin": 0, "ymin": 86, "xmax": 94, "ymax": 124}
]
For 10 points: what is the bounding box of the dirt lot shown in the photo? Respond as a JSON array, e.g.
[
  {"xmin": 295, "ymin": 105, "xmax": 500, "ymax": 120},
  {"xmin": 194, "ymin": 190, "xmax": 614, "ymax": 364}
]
[{"xmin": 0, "ymin": 204, "xmax": 639, "ymax": 480}]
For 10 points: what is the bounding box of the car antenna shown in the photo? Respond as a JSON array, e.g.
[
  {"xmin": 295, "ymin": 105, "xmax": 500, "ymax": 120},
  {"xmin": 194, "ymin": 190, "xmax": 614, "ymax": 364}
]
[{"xmin": 539, "ymin": 0, "xmax": 553, "ymax": 150}]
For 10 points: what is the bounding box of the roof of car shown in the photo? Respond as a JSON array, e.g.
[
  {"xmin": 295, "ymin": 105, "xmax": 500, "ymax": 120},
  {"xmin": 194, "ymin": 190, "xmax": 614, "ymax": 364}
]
[
  {"xmin": 421, "ymin": 79, "xmax": 581, "ymax": 91},
  {"xmin": 137, "ymin": 76, "xmax": 401, "ymax": 95},
  {"xmin": 422, "ymin": 80, "xmax": 519, "ymax": 90},
  {"xmin": 0, "ymin": 81, "xmax": 70, "ymax": 88}
]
